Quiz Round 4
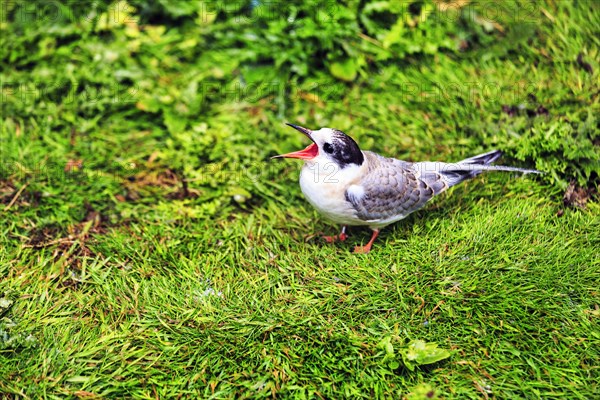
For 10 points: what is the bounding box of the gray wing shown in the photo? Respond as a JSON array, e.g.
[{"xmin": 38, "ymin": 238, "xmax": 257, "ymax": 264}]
[{"xmin": 345, "ymin": 153, "xmax": 445, "ymax": 222}]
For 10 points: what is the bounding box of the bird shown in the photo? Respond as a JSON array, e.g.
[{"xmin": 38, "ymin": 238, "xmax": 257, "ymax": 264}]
[{"xmin": 273, "ymin": 123, "xmax": 540, "ymax": 253}]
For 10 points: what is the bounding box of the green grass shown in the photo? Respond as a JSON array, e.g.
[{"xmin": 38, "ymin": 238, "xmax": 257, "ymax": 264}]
[{"xmin": 1, "ymin": 0, "xmax": 599, "ymax": 398}]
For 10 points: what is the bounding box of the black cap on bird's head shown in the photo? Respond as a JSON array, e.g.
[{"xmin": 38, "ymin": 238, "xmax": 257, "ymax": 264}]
[{"xmin": 272, "ymin": 123, "xmax": 364, "ymax": 168}]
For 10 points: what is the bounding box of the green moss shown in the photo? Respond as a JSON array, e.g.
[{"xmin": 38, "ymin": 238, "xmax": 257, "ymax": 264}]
[{"xmin": 1, "ymin": 1, "xmax": 598, "ymax": 398}]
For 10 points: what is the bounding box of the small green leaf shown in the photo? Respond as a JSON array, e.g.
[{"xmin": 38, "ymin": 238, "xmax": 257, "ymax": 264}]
[
  {"xmin": 163, "ymin": 109, "xmax": 188, "ymax": 134},
  {"xmin": 329, "ymin": 59, "xmax": 357, "ymax": 82},
  {"xmin": 403, "ymin": 358, "xmax": 416, "ymax": 371},
  {"xmin": 377, "ymin": 336, "xmax": 395, "ymax": 355},
  {"xmin": 417, "ymin": 346, "xmax": 452, "ymax": 365},
  {"xmin": 402, "ymin": 340, "xmax": 452, "ymax": 367},
  {"xmin": 382, "ymin": 17, "xmax": 405, "ymax": 48}
]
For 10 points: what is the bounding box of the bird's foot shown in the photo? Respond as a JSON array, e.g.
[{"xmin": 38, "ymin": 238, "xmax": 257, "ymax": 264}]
[
  {"xmin": 353, "ymin": 244, "xmax": 372, "ymax": 254},
  {"xmin": 322, "ymin": 226, "xmax": 349, "ymax": 243},
  {"xmin": 322, "ymin": 232, "xmax": 348, "ymax": 243},
  {"xmin": 322, "ymin": 235, "xmax": 337, "ymax": 243},
  {"xmin": 353, "ymin": 229, "xmax": 379, "ymax": 254}
]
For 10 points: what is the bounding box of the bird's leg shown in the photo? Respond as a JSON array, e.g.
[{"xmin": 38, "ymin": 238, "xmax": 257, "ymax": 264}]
[
  {"xmin": 323, "ymin": 225, "xmax": 348, "ymax": 243},
  {"xmin": 338, "ymin": 225, "xmax": 348, "ymax": 242},
  {"xmin": 353, "ymin": 229, "xmax": 380, "ymax": 254}
]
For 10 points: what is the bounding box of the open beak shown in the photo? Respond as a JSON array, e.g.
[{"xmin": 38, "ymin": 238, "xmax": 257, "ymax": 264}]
[
  {"xmin": 271, "ymin": 123, "xmax": 318, "ymax": 160},
  {"xmin": 272, "ymin": 142, "xmax": 318, "ymax": 160}
]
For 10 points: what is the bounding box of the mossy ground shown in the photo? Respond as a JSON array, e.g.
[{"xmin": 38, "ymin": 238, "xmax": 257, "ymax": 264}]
[{"xmin": 1, "ymin": 1, "xmax": 598, "ymax": 398}]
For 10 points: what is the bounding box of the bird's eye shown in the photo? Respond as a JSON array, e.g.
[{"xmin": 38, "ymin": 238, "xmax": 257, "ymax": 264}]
[{"xmin": 323, "ymin": 143, "xmax": 334, "ymax": 154}]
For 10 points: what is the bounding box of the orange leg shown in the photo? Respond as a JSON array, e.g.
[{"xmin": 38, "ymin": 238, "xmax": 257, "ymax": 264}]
[
  {"xmin": 353, "ymin": 229, "xmax": 380, "ymax": 254},
  {"xmin": 323, "ymin": 226, "xmax": 348, "ymax": 243}
]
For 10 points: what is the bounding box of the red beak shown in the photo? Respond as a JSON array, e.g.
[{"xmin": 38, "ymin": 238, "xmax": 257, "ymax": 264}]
[
  {"xmin": 272, "ymin": 123, "xmax": 318, "ymax": 160},
  {"xmin": 273, "ymin": 143, "xmax": 319, "ymax": 159}
]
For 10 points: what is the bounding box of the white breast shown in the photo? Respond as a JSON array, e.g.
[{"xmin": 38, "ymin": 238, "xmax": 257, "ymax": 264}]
[{"xmin": 298, "ymin": 161, "xmax": 365, "ymax": 225}]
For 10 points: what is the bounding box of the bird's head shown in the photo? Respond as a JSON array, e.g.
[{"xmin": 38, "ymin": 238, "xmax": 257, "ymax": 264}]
[{"xmin": 272, "ymin": 123, "xmax": 364, "ymax": 168}]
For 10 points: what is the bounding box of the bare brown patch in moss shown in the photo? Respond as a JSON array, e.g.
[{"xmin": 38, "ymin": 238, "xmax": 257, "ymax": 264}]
[
  {"xmin": 122, "ymin": 168, "xmax": 199, "ymax": 200},
  {"xmin": 563, "ymin": 181, "xmax": 596, "ymax": 209},
  {"xmin": 0, "ymin": 180, "xmax": 42, "ymax": 208},
  {"xmin": 24, "ymin": 204, "xmax": 111, "ymax": 289}
]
